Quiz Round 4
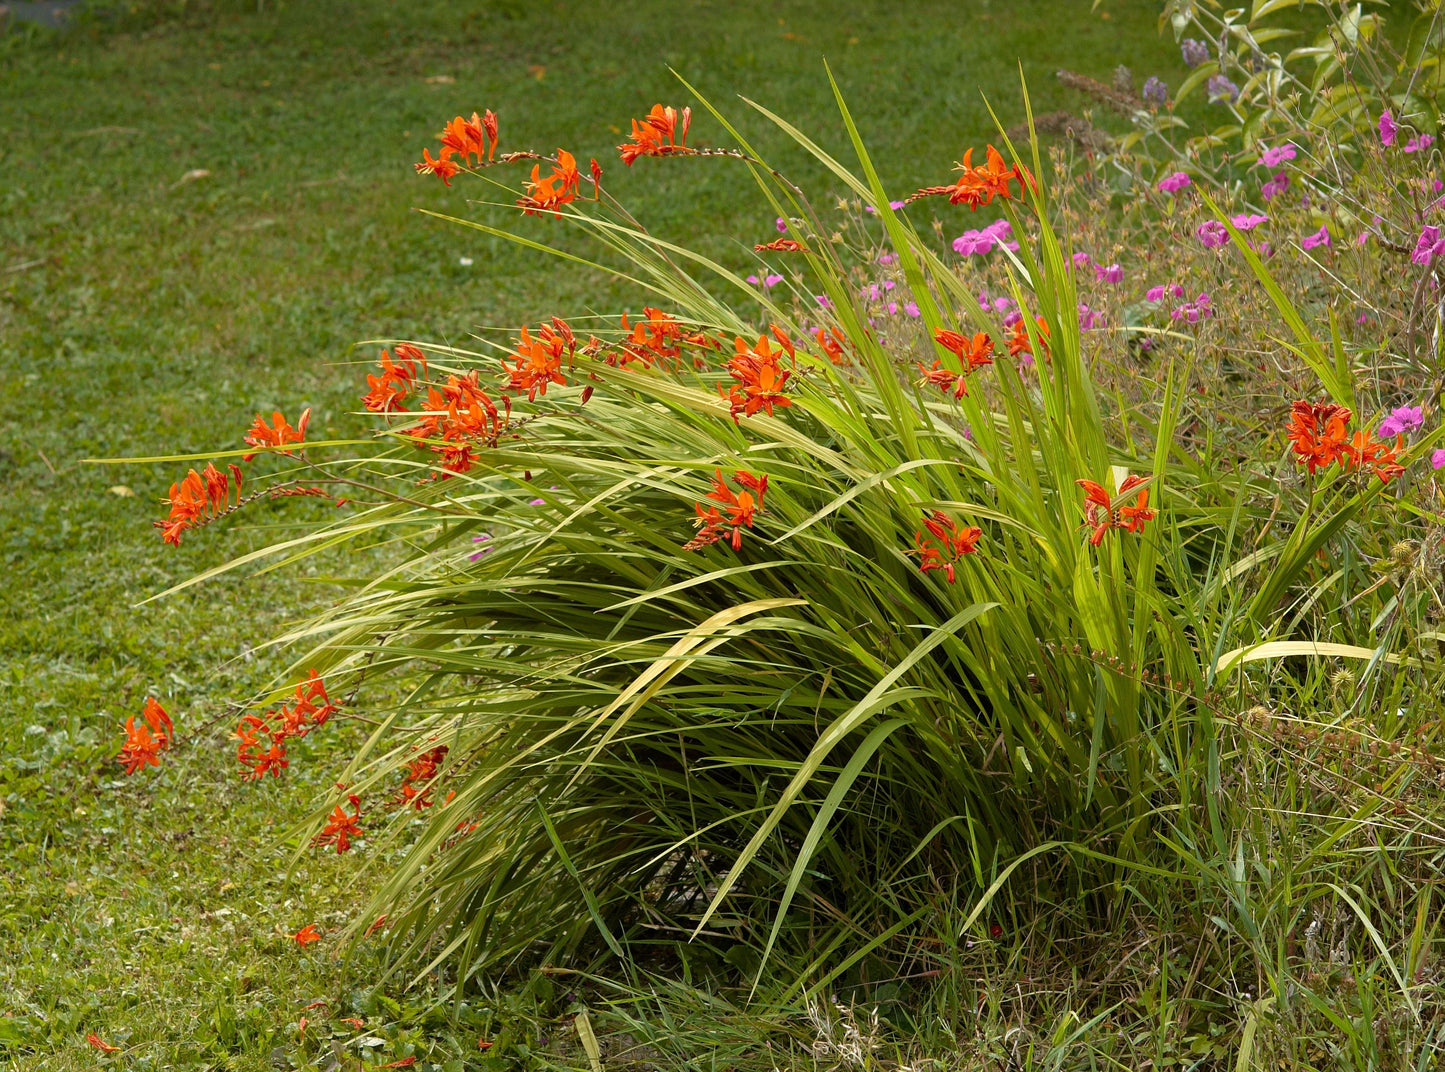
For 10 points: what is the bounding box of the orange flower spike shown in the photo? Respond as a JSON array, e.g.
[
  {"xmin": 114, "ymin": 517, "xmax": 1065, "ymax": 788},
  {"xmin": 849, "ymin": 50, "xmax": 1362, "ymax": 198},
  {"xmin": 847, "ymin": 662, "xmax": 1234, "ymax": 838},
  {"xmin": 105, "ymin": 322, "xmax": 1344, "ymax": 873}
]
[
  {"xmin": 242, "ymin": 408, "xmax": 310, "ymax": 461},
  {"xmin": 618, "ymin": 104, "xmax": 693, "ymax": 165},
  {"xmin": 415, "ymin": 147, "xmax": 460, "ymax": 185},
  {"xmin": 159, "ymin": 468, "xmax": 207, "ymax": 545},
  {"xmin": 1007, "ymin": 316, "xmax": 1050, "ymax": 360},
  {"xmin": 518, "ymin": 150, "xmax": 580, "ymax": 216},
  {"xmin": 1076, "ymin": 479, "xmax": 1114, "ymax": 546},
  {"xmin": 438, "ymin": 114, "xmax": 483, "ymax": 164},
  {"xmin": 724, "ymin": 335, "xmax": 793, "ymax": 421},
  {"xmin": 483, "ymin": 109, "xmax": 498, "ymax": 160},
  {"xmin": 916, "ymin": 360, "xmax": 967, "ymax": 400},
  {"xmin": 312, "ymin": 794, "xmax": 364, "ymax": 853},
  {"xmin": 293, "ymin": 924, "xmax": 322, "ymax": 947},
  {"xmin": 815, "ymin": 327, "xmax": 846, "ymax": 364},
  {"xmin": 87, "ymin": 1033, "xmax": 121, "ymax": 1054},
  {"xmin": 913, "ymin": 510, "xmax": 981, "ymax": 583},
  {"xmin": 1285, "ymin": 399, "xmax": 1352, "ymax": 473},
  {"xmin": 1115, "ymin": 475, "xmax": 1155, "ymax": 534},
  {"xmin": 116, "ymin": 696, "xmax": 172, "ymax": 775}
]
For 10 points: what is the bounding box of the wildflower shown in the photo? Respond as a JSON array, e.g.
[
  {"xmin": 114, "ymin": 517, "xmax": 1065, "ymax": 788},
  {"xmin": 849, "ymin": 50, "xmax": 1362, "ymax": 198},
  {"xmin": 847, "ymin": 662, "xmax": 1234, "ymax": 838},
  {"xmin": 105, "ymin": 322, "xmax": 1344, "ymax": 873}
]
[
  {"xmin": 952, "ymin": 218, "xmax": 1017, "ymax": 255},
  {"xmin": 1142, "ymin": 76, "xmax": 1168, "ymax": 106},
  {"xmin": 903, "ymin": 301, "xmax": 921, "ymax": 317},
  {"xmin": 1378, "ymin": 405, "xmax": 1423, "ymax": 438},
  {"xmin": 438, "ymin": 110, "xmax": 498, "ymax": 165},
  {"xmin": 362, "ymin": 344, "xmax": 426, "ymax": 413},
  {"xmin": 1072, "ymin": 251, "xmax": 1092, "ymax": 269},
  {"xmin": 918, "ymin": 145, "xmax": 1033, "ymax": 208},
  {"xmin": 754, "ymin": 238, "xmax": 806, "ymax": 252},
  {"xmin": 313, "ymin": 794, "xmax": 364, "ymax": 853},
  {"xmin": 775, "ymin": 216, "xmax": 788, "ymax": 232},
  {"xmin": 1207, "ymin": 74, "xmax": 1238, "ymax": 104},
  {"xmin": 814, "ymin": 327, "xmax": 848, "ymax": 364},
  {"xmin": 935, "ymin": 328, "xmax": 994, "ymax": 371},
  {"xmin": 414, "ymin": 147, "xmax": 460, "ymax": 185},
  {"xmin": 877, "ymin": 251, "xmax": 897, "ymax": 265},
  {"xmin": 1076, "ymin": 476, "xmax": 1154, "ymax": 546},
  {"xmin": 395, "ymin": 745, "xmax": 448, "ymax": 810},
  {"xmin": 618, "ymin": 307, "xmax": 687, "ymax": 368},
  {"xmin": 293, "ymin": 925, "xmax": 322, "ymax": 947},
  {"xmin": 1230, "ymin": 213, "xmax": 1268, "ymax": 230},
  {"xmin": 518, "ymin": 150, "xmax": 580, "ymax": 215},
  {"xmin": 1007, "ymin": 315, "xmax": 1050, "ymax": 361},
  {"xmin": 887, "ymin": 301, "xmax": 899, "ymax": 315},
  {"xmin": 683, "ymin": 469, "xmax": 766, "ymax": 551},
  {"xmin": 1146, "ymin": 283, "xmax": 1183, "ymax": 303},
  {"xmin": 116, "ymin": 697, "xmax": 173, "ymax": 775},
  {"xmin": 1259, "ymin": 143, "xmax": 1297, "ymax": 168},
  {"xmin": 1432, "ymin": 448, "xmax": 1445, "ymax": 469},
  {"xmin": 1379, "ymin": 110, "xmax": 1398, "ymax": 147},
  {"xmin": 618, "ymin": 104, "xmax": 692, "ymax": 164},
  {"xmin": 242, "ymin": 408, "xmax": 310, "ymax": 461},
  {"xmin": 1285, "ymin": 399, "xmax": 1352, "ymax": 473},
  {"xmin": 157, "ymin": 462, "xmax": 243, "ymax": 546},
  {"xmin": 1157, "ymin": 171, "xmax": 1191, "ymax": 193},
  {"xmin": 723, "ymin": 332, "xmax": 793, "ymax": 421},
  {"xmin": 1078, "ymin": 304, "xmax": 1105, "ymax": 330},
  {"xmin": 1404, "ymin": 134, "xmax": 1435, "ymax": 154},
  {"xmin": 1170, "ymin": 292, "xmax": 1213, "ymax": 323},
  {"xmin": 1301, "ymin": 225, "xmax": 1331, "ymax": 251},
  {"xmin": 1094, "ymin": 262, "xmax": 1122, "ymax": 284},
  {"xmin": 815, "ymin": 294, "xmax": 833, "ymax": 309},
  {"xmin": 87, "ymin": 1034, "xmax": 121, "ymax": 1053},
  {"xmin": 913, "ymin": 510, "xmax": 982, "ymax": 583},
  {"xmin": 1181, "ymin": 38, "xmax": 1210, "ymax": 67},
  {"xmin": 504, "ymin": 321, "xmax": 571, "ymax": 401},
  {"xmin": 1196, "ymin": 220, "xmax": 1229, "ymax": 248},
  {"xmin": 1344, "ymin": 428, "xmax": 1405, "ymax": 483},
  {"xmin": 1412, "ymin": 225, "xmax": 1445, "ymax": 266},
  {"xmin": 1261, "ymin": 171, "xmax": 1289, "ymax": 200}
]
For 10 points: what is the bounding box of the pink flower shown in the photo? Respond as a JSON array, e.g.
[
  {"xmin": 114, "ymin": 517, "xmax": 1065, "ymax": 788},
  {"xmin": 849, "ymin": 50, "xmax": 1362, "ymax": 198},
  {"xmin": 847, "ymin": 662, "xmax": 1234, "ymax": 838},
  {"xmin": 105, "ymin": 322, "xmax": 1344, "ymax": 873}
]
[
  {"xmin": 1378, "ymin": 405, "xmax": 1423, "ymax": 438},
  {"xmin": 1196, "ymin": 220, "xmax": 1229, "ymax": 248},
  {"xmin": 1432, "ymin": 448, "xmax": 1445, "ymax": 470},
  {"xmin": 888, "ymin": 200, "xmax": 906, "ymax": 210},
  {"xmin": 1077, "ymin": 303, "xmax": 1105, "ymax": 330},
  {"xmin": 1170, "ymin": 292, "xmax": 1213, "ymax": 323},
  {"xmin": 1146, "ymin": 283, "xmax": 1184, "ymax": 303},
  {"xmin": 1230, "ymin": 213, "xmax": 1268, "ymax": 231},
  {"xmin": 1157, "ymin": 171, "xmax": 1192, "ymax": 193},
  {"xmin": 904, "ymin": 301, "xmax": 921, "ymax": 317},
  {"xmin": 1072, "ymin": 251, "xmax": 1092, "ymax": 269},
  {"xmin": 1259, "ymin": 143, "xmax": 1297, "ymax": 168},
  {"xmin": 1261, "ymin": 172, "xmax": 1289, "ymax": 200},
  {"xmin": 1413, "ymin": 225, "xmax": 1444, "ymax": 266},
  {"xmin": 877, "ymin": 252, "xmax": 897, "ymax": 265},
  {"xmin": 1094, "ymin": 262, "xmax": 1122, "ymax": 284},
  {"xmin": 887, "ymin": 301, "xmax": 899, "ymax": 315},
  {"xmin": 775, "ymin": 216, "xmax": 788, "ymax": 232},
  {"xmin": 748, "ymin": 273, "xmax": 783, "ymax": 288},
  {"xmin": 1301, "ymin": 225, "xmax": 1331, "ymax": 250},
  {"xmin": 1404, "ymin": 134, "xmax": 1436, "ymax": 154},
  {"xmin": 1380, "ymin": 110, "xmax": 1398, "ymax": 147},
  {"xmin": 815, "ymin": 294, "xmax": 833, "ymax": 309}
]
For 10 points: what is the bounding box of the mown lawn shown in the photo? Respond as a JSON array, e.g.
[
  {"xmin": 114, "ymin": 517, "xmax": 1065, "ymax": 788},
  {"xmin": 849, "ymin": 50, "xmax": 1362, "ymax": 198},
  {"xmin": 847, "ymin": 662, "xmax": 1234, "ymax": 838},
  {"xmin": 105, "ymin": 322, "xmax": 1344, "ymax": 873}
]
[{"xmin": 0, "ymin": 1, "xmax": 1182, "ymax": 1066}]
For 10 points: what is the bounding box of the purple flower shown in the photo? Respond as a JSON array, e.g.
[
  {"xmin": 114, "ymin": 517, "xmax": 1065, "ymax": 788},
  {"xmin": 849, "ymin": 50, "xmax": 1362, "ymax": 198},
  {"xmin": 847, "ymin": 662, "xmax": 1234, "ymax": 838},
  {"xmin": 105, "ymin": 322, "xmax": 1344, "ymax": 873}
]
[
  {"xmin": 1207, "ymin": 74, "xmax": 1239, "ymax": 104},
  {"xmin": 1231, "ymin": 213, "xmax": 1268, "ymax": 230},
  {"xmin": 1077, "ymin": 303, "xmax": 1105, "ymax": 330},
  {"xmin": 1301, "ymin": 225, "xmax": 1331, "ymax": 251},
  {"xmin": 1197, "ymin": 220, "xmax": 1229, "ymax": 248},
  {"xmin": 1003, "ymin": 309, "xmax": 1023, "ymax": 328},
  {"xmin": 952, "ymin": 218, "xmax": 1016, "ymax": 256},
  {"xmin": 1138, "ymin": 336, "xmax": 1155, "ymax": 352},
  {"xmin": 775, "ymin": 216, "xmax": 788, "ymax": 232},
  {"xmin": 1251, "ymin": 240, "xmax": 1274, "ymax": 259},
  {"xmin": 1413, "ymin": 225, "xmax": 1445, "ymax": 266},
  {"xmin": 1432, "ymin": 448, "xmax": 1445, "ymax": 470},
  {"xmin": 1095, "ymin": 262, "xmax": 1122, "ymax": 284},
  {"xmin": 1181, "ymin": 38, "xmax": 1210, "ymax": 67},
  {"xmin": 1171, "ymin": 292, "xmax": 1214, "ymax": 324},
  {"xmin": 1380, "ymin": 110, "xmax": 1398, "ymax": 147},
  {"xmin": 904, "ymin": 301, "xmax": 921, "ymax": 317},
  {"xmin": 1072, "ymin": 251, "xmax": 1092, "ymax": 269},
  {"xmin": 993, "ymin": 296, "xmax": 1017, "ymax": 315},
  {"xmin": 1404, "ymin": 134, "xmax": 1435, "ymax": 154},
  {"xmin": 1142, "ymin": 76, "xmax": 1168, "ymax": 106},
  {"xmin": 1157, "ymin": 171, "xmax": 1192, "ymax": 193},
  {"xmin": 815, "ymin": 294, "xmax": 833, "ymax": 309},
  {"xmin": 1378, "ymin": 405, "xmax": 1423, "ymax": 438},
  {"xmin": 1259, "ymin": 143, "xmax": 1297, "ymax": 168},
  {"xmin": 1261, "ymin": 171, "xmax": 1290, "ymax": 200}
]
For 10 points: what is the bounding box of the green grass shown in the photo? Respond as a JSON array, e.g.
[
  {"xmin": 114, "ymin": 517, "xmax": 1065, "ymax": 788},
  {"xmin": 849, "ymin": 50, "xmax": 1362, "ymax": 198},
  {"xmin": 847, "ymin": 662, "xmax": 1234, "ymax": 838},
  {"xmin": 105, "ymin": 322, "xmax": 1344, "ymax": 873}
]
[{"xmin": 0, "ymin": 1, "xmax": 1195, "ymax": 1067}]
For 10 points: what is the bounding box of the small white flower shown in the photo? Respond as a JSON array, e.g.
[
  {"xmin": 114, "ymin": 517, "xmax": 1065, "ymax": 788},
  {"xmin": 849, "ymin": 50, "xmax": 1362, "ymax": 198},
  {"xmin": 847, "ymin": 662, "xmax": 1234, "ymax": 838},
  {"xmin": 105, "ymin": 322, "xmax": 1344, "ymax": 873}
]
[{"xmin": 458, "ymin": 256, "xmax": 474, "ymax": 266}]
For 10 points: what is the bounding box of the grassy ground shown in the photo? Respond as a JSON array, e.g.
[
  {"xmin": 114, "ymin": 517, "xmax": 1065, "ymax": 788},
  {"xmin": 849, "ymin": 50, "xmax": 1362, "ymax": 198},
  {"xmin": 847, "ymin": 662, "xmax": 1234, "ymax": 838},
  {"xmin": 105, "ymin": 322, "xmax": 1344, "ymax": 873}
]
[{"xmin": 0, "ymin": 1, "xmax": 1184, "ymax": 1066}]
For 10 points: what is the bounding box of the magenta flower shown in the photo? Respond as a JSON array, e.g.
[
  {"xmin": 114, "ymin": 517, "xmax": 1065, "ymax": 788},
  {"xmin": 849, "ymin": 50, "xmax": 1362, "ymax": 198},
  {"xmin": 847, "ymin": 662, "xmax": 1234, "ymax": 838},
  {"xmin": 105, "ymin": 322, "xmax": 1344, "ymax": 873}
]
[
  {"xmin": 952, "ymin": 218, "xmax": 1016, "ymax": 256},
  {"xmin": 888, "ymin": 199, "xmax": 906, "ymax": 210},
  {"xmin": 1378, "ymin": 405, "xmax": 1423, "ymax": 438},
  {"xmin": 1072, "ymin": 251, "xmax": 1092, "ymax": 269},
  {"xmin": 904, "ymin": 301, "xmax": 921, "ymax": 317},
  {"xmin": 815, "ymin": 294, "xmax": 833, "ymax": 310},
  {"xmin": 470, "ymin": 533, "xmax": 494, "ymax": 561},
  {"xmin": 1077, "ymin": 303, "xmax": 1105, "ymax": 330},
  {"xmin": 1146, "ymin": 283, "xmax": 1184, "ymax": 303},
  {"xmin": 887, "ymin": 301, "xmax": 899, "ymax": 315},
  {"xmin": 1259, "ymin": 143, "xmax": 1297, "ymax": 168},
  {"xmin": 1095, "ymin": 262, "xmax": 1122, "ymax": 284},
  {"xmin": 1261, "ymin": 172, "xmax": 1290, "ymax": 201},
  {"xmin": 877, "ymin": 251, "xmax": 897, "ymax": 265},
  {"xmin": 1157, "ymin": 171, "xmax": 1192, "ymax": 193},
  {"xmin": 1197, "ymin": 220, "xmax": 1229, "ymax": 248},
  {"xmin": 1433, "ymin": 448, "xmax": 1445, "ymax": 470},
  {"xmin": 1413, "ymin": 225, "xmax": 1445, "ymax": 266},
  {"xmin": 1230, "ymin": 213, "xmax": 1268, "ymax": 230},
  {"xmin": 1301, "ymin": 225, "xmax": 1331, "ymax": 250},
  {"xmin": 1380, "ymin": 110, "xmax": 1398, "ymax": 147},
  {"xmin": 1404, "ymin": 134, "xmax": 1436, "ymax": 154},
  {"xmin": 1170, "ymin": 292, "xmax": 1213, "ymax": 323}
]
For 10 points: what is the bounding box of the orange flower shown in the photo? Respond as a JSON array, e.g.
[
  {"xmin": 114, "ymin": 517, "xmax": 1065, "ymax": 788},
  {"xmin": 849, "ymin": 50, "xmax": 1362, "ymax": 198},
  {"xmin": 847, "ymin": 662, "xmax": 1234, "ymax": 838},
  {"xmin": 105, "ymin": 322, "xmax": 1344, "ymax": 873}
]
[
  {"xmin": 414, "ymin": 147, "xmax": 461, "ymax": 185},
  {"xmin": 313, "ymin": 794, "xmax": 364, "ymax": 853},
  {"xmin": 1285, "ymin": 399, "xmax": 1352, "ymax": 473},
  {"xmin": 935, "ymin": 328, "xmax": 994, "ymax": 371},
  {"xmin": 363, "ymin": 344, "xmax": 426, "ymax": 413},
  {"xmin": 242, "ymin": 407, "xmax": 310, "ymax": 461},
  {"xmin": 618, "ymin": 104, "xmax": 693, "ymax": 165},
  {"xmin": 814, "ymin": 327, "xmax": 848, "ymax": 365},
  {"xmin": 394, "ymin": 744, "xmax": 448, "ymax": 809},
  {"xmin": 156, "ymin": 462, "xmax": 243, "ymax": 546},
  {"xmin": 504, "ymin": 322, "xmax": 571, "ymax": 400},
  {"xmin": 438, "ymin": 109, "xmax": 497, "ymax": 165},
  {"xmin": 293, "ymin": 924, "xmax": 322, "ymax": 947},
  {"xmin": 1077, "ymin": 475, "xmax": 1154, "ymax": 546},
  {"xmin": 518, "ymin": 150, "xmax": 580, "ymax": 215},
  {"xmin": 723, "ymin": 332, "xmax": 793, "ymax": 421},
  {"xmin": 754, "ymin": 238, "xmax": 807, "ymax": 252},
  {"xmin": 683, "ymin": 469, "xmax": 767, "ymax": 551},
  {"xmin": 87, "ymin": 1033, "xmax": 121, "ymax": 1054},
  {"xmin": 1342, "ymin": 427, "xmax": 1407, "ymax": 483},
  {"xmin": 617, "ymin": 307, "xmax": 686, "ymax": 368},
  {"xmin": 1006, "ymin": 316, "xmax": 1050, "ymax": 360},
  {"xmin": 913, "ymin": 510, "xmax": 982, "ymax": 583},
  {"xmin": 365, "ymin": 914, "xmax": 390, "ymax": 936},
  {"xmin": 116, "ymin": 696, "xmax": 173, "ymax": 775}
]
